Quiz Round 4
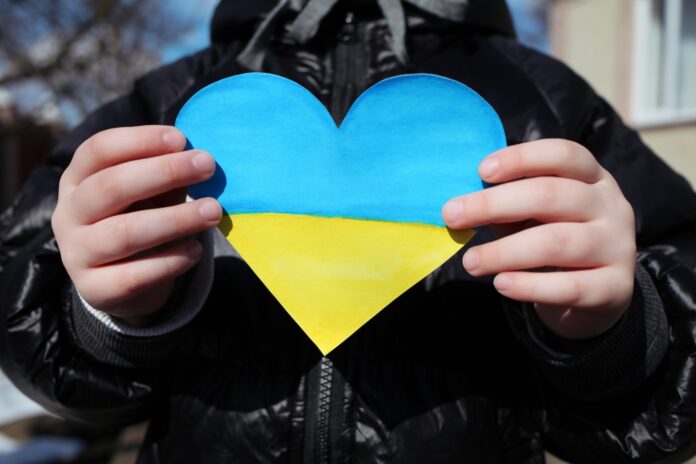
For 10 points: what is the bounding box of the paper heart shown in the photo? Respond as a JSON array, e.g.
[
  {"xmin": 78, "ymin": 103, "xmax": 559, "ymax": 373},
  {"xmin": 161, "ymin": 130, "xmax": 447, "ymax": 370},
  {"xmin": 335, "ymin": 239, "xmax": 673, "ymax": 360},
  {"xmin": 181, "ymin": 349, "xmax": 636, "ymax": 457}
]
[{"xmin": 177, "ymin": 72, "xmax": 506, "ymax": 354}]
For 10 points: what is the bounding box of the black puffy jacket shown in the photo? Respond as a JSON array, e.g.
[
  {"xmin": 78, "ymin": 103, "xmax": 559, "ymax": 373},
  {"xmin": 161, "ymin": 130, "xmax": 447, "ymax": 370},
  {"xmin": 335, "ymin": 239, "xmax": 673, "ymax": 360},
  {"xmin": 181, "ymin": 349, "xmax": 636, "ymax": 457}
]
[{"xmin": 2, "ymin": 1, "xmax": 696, "ymax": 462}]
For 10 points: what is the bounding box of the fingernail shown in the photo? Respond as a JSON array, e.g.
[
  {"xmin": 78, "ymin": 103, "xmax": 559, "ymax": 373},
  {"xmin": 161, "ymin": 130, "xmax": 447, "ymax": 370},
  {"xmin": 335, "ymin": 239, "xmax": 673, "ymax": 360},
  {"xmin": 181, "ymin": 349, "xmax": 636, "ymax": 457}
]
[
  {"xmin": 479, "ymin": 157, "xmax": 499, "ymax": 178},
  {"xmin": 192, "ymin": 151, "xmax": 215, "ymax": 173},
  {"xmin": 186, "ymin": 241, "xmax": 203, "ymax": 259},
  {"xmin": 198, "ymin": 200, "xmax": 221, "ymax": 222},
  {"xmin": 163, "ymin": 130, "xmax": 184, "ymax": 149},
  {"xmin": 494, "ymin": 274, "xmax": 511, "ymax": 291},
  {"xmin": 463, "ymin": 250, "xmax": 479, "ymax": 272},
  {"xmin": 442, "ymin": 200, "xmax": 463, "ymax": 224}
]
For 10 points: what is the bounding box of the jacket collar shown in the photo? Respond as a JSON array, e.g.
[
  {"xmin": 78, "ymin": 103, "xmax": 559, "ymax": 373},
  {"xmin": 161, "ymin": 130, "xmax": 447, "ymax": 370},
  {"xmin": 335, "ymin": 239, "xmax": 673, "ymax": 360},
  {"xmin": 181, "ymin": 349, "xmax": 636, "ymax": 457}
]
[{"xmin": 210, "ymin": 0, "xmax": 516, "ymax": 44}]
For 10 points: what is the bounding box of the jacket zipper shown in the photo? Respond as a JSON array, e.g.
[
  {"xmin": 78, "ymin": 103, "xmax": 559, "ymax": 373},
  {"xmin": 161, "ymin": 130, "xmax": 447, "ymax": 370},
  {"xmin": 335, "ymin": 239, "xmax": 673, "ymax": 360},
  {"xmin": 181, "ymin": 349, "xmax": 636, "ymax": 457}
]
[
  {"xmin": 315, "ymin": 356, "xmax": 333, "ymax": 463},
  {"xmin": 307, "ymin": 12, "xmax": 364, "ymax": 464},
  {"xmin": 330, "ymin": 11, "xmax": 363, "ymax": 122}
]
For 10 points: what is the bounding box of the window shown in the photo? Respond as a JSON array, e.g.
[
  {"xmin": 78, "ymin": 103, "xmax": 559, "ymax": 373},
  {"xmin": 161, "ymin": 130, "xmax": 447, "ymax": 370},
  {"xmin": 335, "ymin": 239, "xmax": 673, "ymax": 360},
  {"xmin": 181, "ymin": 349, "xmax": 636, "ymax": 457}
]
[{"xmin": 632, "ymin": 0, "xmax": 696, "ymax": 126}]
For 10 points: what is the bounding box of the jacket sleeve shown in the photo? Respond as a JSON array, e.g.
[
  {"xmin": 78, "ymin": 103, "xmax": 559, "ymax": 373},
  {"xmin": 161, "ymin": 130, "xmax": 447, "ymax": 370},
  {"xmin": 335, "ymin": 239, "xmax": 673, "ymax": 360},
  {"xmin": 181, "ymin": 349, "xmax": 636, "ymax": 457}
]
[
  {"xmin": 0, "ymin": 92, "xmax": 210, "ymax": 427},
  {"xmin": 488, "ymin": 36, "xmax": 696, "ymax": 461},
  {"xmin": 509, "ymin": 94, "xmax": 696, "ymax": 463}
]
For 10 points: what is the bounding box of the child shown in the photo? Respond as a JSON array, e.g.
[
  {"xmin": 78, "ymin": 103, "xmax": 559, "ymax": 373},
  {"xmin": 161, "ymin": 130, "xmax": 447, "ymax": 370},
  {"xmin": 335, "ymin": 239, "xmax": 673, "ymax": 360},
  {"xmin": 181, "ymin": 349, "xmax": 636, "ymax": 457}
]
[{"xmin": 2, "ymin": 0, "xmax": 696, "ymax": 462}]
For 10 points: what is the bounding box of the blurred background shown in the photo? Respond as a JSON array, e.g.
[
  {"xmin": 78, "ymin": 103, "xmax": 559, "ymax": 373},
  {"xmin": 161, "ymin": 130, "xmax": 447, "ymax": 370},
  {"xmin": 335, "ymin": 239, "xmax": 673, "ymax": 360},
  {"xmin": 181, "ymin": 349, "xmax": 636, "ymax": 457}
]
[{"xmin": 0, "ymin": 0, "xmax": 694, "ymax": 462}]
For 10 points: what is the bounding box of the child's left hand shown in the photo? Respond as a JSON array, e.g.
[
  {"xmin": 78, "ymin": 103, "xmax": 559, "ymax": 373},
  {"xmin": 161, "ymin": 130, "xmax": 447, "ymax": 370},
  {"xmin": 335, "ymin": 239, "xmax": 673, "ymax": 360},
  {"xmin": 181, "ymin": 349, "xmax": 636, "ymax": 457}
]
[{"xmin": 442, "ymin": 139, "xmax": 636, "ymax": 340}]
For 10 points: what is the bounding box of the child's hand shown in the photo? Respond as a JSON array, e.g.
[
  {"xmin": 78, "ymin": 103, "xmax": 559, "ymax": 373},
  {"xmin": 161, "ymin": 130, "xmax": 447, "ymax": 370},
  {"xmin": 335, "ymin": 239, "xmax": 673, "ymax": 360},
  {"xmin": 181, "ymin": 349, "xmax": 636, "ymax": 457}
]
[
  {"xmin": 51, "ymin": 126, "xmax": 221, "ymax": 326},
  {"xmin": 442, "ymin": 139, "xmax": 636, "ymax": 340}
]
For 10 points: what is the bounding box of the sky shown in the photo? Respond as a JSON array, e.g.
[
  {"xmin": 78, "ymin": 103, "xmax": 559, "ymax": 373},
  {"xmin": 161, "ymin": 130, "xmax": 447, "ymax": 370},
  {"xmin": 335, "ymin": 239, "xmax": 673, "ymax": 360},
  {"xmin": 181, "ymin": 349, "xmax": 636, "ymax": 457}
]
[
  {"xmin": 162, "ymin": 0, "xmax": 220, "ymax": 63},
  {"xmin": 508, "ymin": 0, "xmax": 549, "ymax": 52}
]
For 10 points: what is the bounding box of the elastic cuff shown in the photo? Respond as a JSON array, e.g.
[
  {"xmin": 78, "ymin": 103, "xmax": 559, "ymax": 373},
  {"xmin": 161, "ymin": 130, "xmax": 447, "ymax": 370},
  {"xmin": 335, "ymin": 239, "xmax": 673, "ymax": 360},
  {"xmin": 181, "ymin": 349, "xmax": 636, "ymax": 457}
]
[
  {"xmin": 70, "ymin": 229, "xmax": 215, "ymax": 367},
  {"xmin": 504, "ymin": 262, "xmax": 668, "ymax": 400}
]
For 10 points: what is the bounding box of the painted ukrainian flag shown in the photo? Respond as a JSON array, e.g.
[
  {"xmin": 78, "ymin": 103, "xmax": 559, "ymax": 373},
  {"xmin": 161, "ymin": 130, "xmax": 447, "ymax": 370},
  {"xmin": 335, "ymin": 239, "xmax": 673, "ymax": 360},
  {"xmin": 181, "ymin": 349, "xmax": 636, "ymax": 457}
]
[{"xmin": 177, "ymin": 73, "xmax": 506, "ymax": 354}]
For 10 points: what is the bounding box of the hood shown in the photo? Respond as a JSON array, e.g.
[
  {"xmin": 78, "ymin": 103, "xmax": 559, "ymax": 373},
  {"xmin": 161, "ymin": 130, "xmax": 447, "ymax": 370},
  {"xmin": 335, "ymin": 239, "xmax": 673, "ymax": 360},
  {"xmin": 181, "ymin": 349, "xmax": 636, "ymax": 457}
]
[{"xmin": 210, "ymin": 0, "xmax": 516, "ymax": 44}]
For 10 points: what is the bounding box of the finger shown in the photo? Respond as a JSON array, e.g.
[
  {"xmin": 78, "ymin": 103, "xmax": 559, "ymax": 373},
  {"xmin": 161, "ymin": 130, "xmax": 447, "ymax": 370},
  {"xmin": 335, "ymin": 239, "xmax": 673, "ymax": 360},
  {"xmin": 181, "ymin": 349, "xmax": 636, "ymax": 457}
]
[
  {"xmin": 442, "ymin": 177, "xmax": 600, "ymax": 229},
  {"xmin": 463, "ymin": 222, "xmax": 609, "ymax": 276},
  {"xmin": 493, "ymin": 266, "xmax": 634, "ymax": 310},
  {"xmin": 64, "ymin": 126, "xmax": 186, "ymax": 186},
  {"xmin": 479, "ymin": 139, "xmax": 605, "ymax": 185},
  {"xmin": 82, "ymin": 198, "xmax": 221, "ymax": 266},
  {"xmin": 77, "ymin": 239, "xmax": 202, "ymax": 309},
  {"xmin": 72, "ymin": 149, "xmax": 215, "ymax": 223}
]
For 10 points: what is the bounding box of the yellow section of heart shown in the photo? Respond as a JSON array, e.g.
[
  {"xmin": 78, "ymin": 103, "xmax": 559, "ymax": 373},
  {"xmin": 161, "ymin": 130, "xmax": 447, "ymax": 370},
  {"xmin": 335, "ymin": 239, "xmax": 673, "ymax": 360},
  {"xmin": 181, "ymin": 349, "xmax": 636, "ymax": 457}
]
[{"xmin": 221, "ymin": 213, "xmax": 475, "ymax": 355}]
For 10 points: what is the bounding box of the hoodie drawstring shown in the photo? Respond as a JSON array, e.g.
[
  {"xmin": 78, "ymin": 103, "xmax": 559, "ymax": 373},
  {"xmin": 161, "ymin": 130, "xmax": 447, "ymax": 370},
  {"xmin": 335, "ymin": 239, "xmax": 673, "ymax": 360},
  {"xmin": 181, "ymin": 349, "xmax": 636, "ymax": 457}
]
[{"xmin": 237, "ymin": 0, "xmax": 469, "ymax": 71}]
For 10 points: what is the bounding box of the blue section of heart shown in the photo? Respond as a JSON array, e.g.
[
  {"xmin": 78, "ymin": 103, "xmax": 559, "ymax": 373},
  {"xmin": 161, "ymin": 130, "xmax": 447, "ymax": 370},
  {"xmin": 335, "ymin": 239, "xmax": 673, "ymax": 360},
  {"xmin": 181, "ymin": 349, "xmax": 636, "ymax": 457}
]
[{"xmin": 178, "ymin": 73, "xmax": 506, "ymax": 227}]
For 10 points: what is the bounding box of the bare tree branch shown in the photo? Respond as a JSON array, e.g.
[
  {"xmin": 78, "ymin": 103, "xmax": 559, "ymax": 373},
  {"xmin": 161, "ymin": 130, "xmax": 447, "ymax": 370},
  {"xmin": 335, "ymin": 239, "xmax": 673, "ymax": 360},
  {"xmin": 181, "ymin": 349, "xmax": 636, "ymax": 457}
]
[{"xmin": 0, "ymin": 0, "xmax": 196, "ymax": 122}]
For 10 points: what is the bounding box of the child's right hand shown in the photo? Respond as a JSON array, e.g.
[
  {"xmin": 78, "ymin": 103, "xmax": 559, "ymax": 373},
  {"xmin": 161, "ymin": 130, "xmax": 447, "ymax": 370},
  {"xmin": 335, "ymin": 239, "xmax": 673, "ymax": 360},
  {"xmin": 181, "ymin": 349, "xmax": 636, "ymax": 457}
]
[{"xmin": 51, "ymin": 126, "xmax": 221, "ymax": 327}]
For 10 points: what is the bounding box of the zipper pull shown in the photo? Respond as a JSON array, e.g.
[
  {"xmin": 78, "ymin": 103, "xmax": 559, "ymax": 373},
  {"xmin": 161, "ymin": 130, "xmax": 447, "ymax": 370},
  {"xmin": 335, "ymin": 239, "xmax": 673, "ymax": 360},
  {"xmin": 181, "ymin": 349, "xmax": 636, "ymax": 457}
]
[{"xmin": 339, "ymin": 11, "xmax": 356, "ymax": 42}]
